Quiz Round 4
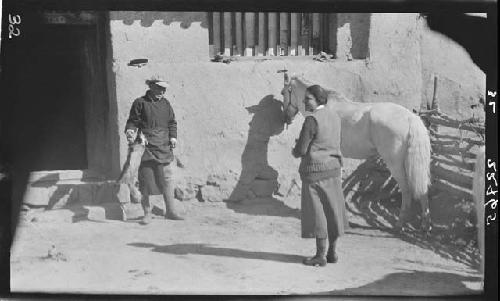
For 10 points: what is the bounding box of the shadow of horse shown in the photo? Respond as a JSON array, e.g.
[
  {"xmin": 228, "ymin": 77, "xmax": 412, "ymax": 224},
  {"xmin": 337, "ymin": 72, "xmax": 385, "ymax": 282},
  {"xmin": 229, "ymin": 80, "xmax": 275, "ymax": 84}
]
[
  {"xmin": 228, "ymin": 96, "xmax": 283, "ymax": 200},
  {"xmin": 343, "ymin": 156, "xmax": 480, "ymax": 270},
  {"xmin": 320, "ymin": 269, "xmax": 481, "ymax": 295},
  {"xmin": 225, "ymin": 95, "xmax": 300, "ymax": 218}
]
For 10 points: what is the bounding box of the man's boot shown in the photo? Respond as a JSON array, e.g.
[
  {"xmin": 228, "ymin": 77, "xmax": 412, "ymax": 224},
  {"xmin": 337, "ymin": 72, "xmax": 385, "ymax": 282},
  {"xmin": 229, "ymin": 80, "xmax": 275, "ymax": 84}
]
[
  {"xmin": 303, "ymin": 238, "xmax": 327, "ymax": 267},
  {"xmin": 163, "ymin": 180, "xmax": 184, "ymax": 220},
  {"xmin": 140, "ymin": 196, "xmax": 152, "ymax": 225}
]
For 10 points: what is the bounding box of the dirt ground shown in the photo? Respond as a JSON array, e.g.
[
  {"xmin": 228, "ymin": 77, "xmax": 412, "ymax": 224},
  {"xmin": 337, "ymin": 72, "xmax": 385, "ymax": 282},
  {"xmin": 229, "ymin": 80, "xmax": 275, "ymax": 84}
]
[{"xmin": 10, "ymin": 195, "xmax": 483, "ymax": 296}]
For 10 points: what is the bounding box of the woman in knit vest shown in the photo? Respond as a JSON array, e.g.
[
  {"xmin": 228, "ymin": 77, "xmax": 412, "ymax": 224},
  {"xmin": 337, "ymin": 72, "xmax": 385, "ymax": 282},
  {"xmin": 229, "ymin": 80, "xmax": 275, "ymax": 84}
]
[{"xmin": 292, "ymin": 84, "xmax": 347, "ymax": 267}]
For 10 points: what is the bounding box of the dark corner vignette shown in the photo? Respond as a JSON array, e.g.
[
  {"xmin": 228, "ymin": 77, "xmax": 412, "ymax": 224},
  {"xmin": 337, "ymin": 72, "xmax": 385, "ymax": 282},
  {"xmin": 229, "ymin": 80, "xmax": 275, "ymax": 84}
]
[{"xmin": 0, "ymin": 0, "xmax": 498, "ymax": 300}]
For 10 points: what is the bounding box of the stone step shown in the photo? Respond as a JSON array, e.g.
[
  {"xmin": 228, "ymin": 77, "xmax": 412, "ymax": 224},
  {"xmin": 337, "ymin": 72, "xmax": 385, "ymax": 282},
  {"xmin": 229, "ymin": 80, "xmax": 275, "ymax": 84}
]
[
  {"xmin": 23, "ymin": 200, "xmax": 181, "ymax": 223},
  {"xmin": 23, "ymin": 180, "xmax": 131, "ymax": 209},
  {"xmin": 24, "ymin": 202, "xmax": 145, "ymax": 223}
]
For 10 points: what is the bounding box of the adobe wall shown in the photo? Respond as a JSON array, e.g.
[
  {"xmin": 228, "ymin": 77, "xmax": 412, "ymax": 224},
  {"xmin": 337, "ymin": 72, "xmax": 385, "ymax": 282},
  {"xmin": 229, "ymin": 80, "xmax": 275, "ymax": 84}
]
[{"xmin": 106, "ymin": 12, "xmax": 483, "ymax": 202}]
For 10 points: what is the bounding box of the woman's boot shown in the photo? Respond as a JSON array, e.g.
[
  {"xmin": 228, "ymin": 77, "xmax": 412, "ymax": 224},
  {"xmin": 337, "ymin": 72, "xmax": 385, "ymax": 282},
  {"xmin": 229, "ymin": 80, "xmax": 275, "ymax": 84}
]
[
  {"xmin": 326, "ymin": 238, "xmax": 338, "ymax": 263},
  {"xmin": 303, "ymin": 238, "xmax": 327, "ymax": 267}
]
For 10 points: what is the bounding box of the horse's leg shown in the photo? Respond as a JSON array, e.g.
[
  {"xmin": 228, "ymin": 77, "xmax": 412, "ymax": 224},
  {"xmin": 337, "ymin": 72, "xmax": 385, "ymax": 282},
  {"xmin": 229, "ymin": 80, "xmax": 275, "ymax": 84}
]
[
  {"xmin": 385, "ymin": 160, "xmax": 412, "ymax": 231},
  {"xmin": 416, "ymin": 194, "xmax": 432, "ymax": 233}
]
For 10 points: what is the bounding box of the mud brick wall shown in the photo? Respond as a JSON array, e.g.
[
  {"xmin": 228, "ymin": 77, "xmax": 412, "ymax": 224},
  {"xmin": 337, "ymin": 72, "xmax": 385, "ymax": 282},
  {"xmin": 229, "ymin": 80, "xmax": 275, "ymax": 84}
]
[{"xmin": 105, "ymin": 12, "xmax": 484, "ymax": 204}]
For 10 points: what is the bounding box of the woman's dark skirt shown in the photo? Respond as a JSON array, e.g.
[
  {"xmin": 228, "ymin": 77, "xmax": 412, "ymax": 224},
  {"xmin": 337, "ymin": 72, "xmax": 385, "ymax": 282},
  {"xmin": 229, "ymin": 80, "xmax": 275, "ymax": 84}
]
[
  {"xmin": 138, "ymin": 160, "xmax": 173, "ymax": 196},
  {"xmin": 301, "ymin": 175, "xmax": 348, "ymax": 239}
]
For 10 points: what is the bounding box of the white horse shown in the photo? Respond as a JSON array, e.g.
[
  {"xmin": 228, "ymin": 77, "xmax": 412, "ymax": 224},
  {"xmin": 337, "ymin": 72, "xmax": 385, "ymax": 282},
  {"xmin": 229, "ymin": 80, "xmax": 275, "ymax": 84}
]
[
  {"xmin": 281, "ymin": 74, "xmax": 432, "ymax": 232},
  {"xmin": 473, "ymin": 146, "xmax": 485, "ymax": 275}
]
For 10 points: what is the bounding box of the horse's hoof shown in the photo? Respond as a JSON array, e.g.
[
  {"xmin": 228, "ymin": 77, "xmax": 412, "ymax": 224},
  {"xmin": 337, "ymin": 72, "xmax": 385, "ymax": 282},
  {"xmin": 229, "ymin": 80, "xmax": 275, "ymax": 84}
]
[
  {"xmin": 422, "ymin": 223, "xmax": 433, "ymax": 234},
  {"xmin": 395, "ymin": 221, "xmax": 404, "ymax": 232}
]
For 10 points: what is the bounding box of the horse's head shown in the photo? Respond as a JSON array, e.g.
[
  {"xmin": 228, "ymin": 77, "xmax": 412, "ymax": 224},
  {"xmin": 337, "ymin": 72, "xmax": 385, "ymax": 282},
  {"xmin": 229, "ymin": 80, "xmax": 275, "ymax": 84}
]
[{"xmin": 280, "ymin": 73, "xmax": 307, "ymax": 126}]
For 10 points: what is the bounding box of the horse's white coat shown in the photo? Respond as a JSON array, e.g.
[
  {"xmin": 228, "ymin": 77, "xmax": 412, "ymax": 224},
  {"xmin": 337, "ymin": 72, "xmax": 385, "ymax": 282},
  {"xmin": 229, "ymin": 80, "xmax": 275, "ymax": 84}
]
[{"xmin": 283, "ymin": 75, "xmax": 432, "ymax": 230}]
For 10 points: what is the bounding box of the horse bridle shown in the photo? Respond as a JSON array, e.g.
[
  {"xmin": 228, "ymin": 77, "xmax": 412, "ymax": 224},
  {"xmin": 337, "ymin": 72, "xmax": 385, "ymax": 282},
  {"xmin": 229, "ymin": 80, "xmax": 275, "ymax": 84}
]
[{"xmin": 283, "ymin": 80, "xmax": 299, "ymax": 124}]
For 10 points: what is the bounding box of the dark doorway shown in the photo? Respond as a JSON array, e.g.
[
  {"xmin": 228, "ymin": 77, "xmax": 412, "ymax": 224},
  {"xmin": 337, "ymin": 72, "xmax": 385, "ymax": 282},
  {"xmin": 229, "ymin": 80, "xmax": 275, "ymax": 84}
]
[{"xmin": 10, "ymin": 23, "xmax": 94, "ymax": 171}]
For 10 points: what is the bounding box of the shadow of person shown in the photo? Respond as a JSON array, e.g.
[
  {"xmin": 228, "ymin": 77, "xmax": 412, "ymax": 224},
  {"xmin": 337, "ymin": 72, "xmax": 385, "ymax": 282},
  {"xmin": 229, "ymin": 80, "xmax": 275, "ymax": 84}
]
[
  {"xmin": 225, "ymin": 197, "xmax": 300, "ymax": 219},
  {"xmin": 128, "ymin": 242, "xmax": 304, "ymax": 264},
  {"xmin": 227, "ymin": 95, "xmax": 285, "ymax": 203}
]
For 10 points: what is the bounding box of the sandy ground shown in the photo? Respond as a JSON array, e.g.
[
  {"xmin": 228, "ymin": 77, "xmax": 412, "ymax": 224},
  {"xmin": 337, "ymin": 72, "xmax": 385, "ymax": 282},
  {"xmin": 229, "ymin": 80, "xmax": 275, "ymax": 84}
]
[{"xmin": 10, "ymin": 197, "xmax": 483, "ymax": 296}]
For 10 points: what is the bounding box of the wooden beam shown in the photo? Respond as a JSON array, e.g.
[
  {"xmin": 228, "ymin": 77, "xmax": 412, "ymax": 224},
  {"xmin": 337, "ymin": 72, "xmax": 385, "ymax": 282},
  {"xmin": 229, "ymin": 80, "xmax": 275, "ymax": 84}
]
[
  {"xmin": 223, "ymin": 12, "xmax": 232, "ymax": 56},
  {"xmin": 290, "ymin": 13, "xmax": 298, "ymax": 56},
  {"xmin": 257, "ymin": 13, "xmax": 266, "ymax": 56},
  {"xmin": 208, "ymin": 12, "xmax": 214, "ymax": 57},
  {"xmin": 235, "ymin": 12, "xmax": 243, "ymax": 56},
  {"xmin": 244, "ymin": 13, "xmax": 255, "ymax": 56},
  {"xmin": 267, "ymin": 13, "xmax": 278, "ymax": 56},
  {"xmin": 279, "ymin": 13, "xmax": 288, "ymax": 56},
  {"xmin": 312, "ymin": 13, "xmax": 321, "ymax": 55},
  {"xmin": 427, "ymin": 115, "xmax": 485, "ymax": 134},
  {"xmin": 328, "ymin": 13, "xmax": 337, "ymax": 56},
  {"xmin": 213, "ymin": 12, "xmax": 222, "ymax": 56},
  {"xmin": 307, "ymin": 13, "xmax": 313, "ymax": 55},
  {"xmin": 298, "ymin": 14, "xmax": 306, "ymax": 55}
]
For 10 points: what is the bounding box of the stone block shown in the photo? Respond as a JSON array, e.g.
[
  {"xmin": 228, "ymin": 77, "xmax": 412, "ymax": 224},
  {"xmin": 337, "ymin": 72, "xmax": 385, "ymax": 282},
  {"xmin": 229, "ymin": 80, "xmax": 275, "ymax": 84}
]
[
  {"xmin": 77, "ymin": 184, "xmax": 96, "ymax": 204},
  {"xmin": 200, "ymin": 185, "xmax": 223, "ymax": 202},
  {"xmin": 121, "ymin": 202, "xmax": 144, "ymax": 220},
  {"xmin": 174, "ymin": 180, "xmax": 198, "ymax": 201},
  {"xmin": 23, "ymin": 186, "xmax": 54, "ymax": 207},
  {"xmin": 95, "ymin": 182, "xmax": 131, "ymax": 204},
  {"xmin": 47, "ymin": 185, "xmax": 77, "ymax": 210},
  {"xmin": 29, "ymin": 209, "xmax": 77, "ymax": 223}
]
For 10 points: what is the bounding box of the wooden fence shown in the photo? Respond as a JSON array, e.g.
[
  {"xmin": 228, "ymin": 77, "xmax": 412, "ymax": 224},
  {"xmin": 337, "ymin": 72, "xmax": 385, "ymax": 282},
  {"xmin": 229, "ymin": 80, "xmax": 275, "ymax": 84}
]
[{"xmin": 419, "ymin": 77, "xmax": 485, "ymax": 199}]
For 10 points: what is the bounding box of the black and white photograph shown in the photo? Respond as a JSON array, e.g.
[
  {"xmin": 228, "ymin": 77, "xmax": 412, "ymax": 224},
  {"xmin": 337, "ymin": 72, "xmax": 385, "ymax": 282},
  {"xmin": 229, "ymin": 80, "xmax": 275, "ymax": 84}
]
[{"xmin": 0, "ymin": 2, "xmax": 497, "ymax": 298}]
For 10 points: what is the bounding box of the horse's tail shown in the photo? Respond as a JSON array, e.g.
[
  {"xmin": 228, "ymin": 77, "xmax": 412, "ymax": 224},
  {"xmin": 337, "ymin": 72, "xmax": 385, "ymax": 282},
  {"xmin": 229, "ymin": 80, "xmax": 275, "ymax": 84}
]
[
  {"xmin": 473, "ymin": 146, "xmax": 485, "ymax": 274},
  {"xmin": 405, "ymin": 114, "xmax": 431, "ymax": 200}
]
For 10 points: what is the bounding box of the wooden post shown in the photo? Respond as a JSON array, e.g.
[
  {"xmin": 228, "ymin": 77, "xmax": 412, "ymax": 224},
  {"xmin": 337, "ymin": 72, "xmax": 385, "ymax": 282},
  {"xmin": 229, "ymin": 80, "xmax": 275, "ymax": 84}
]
[
  {"xmin": 223, "ymin": 12, "xmax": 232, "ymax": 56},
  {"xmin": 307, "ymin": 13, "xmax": 313, "ymax": 55},
  {"xmin": 328, "ymin": 13, "xmax": 337, "ymax": 56},
  {"xmin": 208, "ymin": 12, "xmax": 215, "ymax": 57},
  {"xmin": 212, "ymin": 12, "xmax": 222, "ymax": 55},
  {"xmin": 279, "ymin": 13, "xmax": 288, "ymax": 56},
  {"xmin": 312, "ymin": 13, "xmax": 321, "ymax": 55},
  {"xmin": 257, "ymin": 13, "xmax": 266, "ymax": 56},
  {"xmin": 267, "ymin": 13, "xmax": 278, "ymax": 56},
  {"xmin": 431, "ymin": 75, "xmax": 440, "ymax": 110},
  {"xmin": 244, "ymin": 12, "xmax": 255, "ymax": 56},
  {"xmin": 300, "ymin": 13, "xmax": 311, "ymax": 55},
  {"xmin": 235, "ymin": 12, "xmax": 243, "ymax": 56},
  {"xmin": 429, "ymin": 75, "xmax": 440, "ymax": 134},
  {"xmin": 290, "ymin": 13, "xmax": 298, "ymax": 56},
  {"xmin": 298, "ymin": 14, "xmax": 305, "ymax": 55}
]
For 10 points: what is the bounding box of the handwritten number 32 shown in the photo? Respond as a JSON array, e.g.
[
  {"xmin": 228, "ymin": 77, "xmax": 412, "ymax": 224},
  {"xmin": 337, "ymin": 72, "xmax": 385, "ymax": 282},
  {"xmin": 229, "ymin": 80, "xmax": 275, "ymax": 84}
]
[{"xmin": 9, "ymin": 14, "xmax": 22, "ymax": 39}]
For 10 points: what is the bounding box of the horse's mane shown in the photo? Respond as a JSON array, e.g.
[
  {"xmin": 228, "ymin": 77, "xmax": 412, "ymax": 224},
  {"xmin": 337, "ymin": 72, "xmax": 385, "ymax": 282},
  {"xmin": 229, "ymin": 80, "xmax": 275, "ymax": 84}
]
[{"xmin": 290, "ymin": 75, "xmax": 353, "ymax": 104}]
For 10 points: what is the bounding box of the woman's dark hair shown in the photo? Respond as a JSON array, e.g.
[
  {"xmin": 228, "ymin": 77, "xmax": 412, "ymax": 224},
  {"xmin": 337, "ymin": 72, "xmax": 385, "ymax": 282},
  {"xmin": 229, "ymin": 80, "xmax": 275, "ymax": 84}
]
[{"xmin": 306, "ymin": 85, "xmax": 328, "ymax": 105}]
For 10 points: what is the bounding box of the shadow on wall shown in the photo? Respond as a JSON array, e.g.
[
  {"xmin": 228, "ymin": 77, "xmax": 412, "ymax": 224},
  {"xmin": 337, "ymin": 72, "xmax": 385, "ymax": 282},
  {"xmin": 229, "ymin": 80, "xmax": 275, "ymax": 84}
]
[
  {"xmin": 343, "ymin": 156, "xmax": 480, "ymax": 270},
  {"xmin": 321, "ymin": 269, "xmax": 481, "ymax": 295},
  {"xmin": 336, "ymin": 13, "xmax": 371, "ymax": 59},
  {"xmin": 228, "ymin": 95, "xmax": 285, "ymax": 202},
  {"xmin": 110, "ymin": 11, "xmax": 208, "ymax": 28}
]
